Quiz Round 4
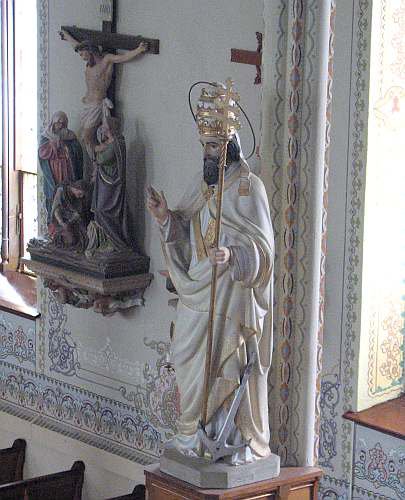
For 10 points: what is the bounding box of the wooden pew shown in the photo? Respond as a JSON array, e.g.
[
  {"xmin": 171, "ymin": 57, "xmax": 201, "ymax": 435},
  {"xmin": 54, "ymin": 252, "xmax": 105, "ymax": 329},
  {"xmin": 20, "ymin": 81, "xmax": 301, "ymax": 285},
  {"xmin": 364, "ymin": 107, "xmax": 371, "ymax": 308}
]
[
  {"xmin": 0, "ymin": 460, "xmax": 85, "ymax": 500},
  {"xmin": 106, "ymin": 484, "xmax": 145, "ymax": 499},
  {"xmin": 0, "ymin": 439, "xmax": 26, "ymax": 485}
]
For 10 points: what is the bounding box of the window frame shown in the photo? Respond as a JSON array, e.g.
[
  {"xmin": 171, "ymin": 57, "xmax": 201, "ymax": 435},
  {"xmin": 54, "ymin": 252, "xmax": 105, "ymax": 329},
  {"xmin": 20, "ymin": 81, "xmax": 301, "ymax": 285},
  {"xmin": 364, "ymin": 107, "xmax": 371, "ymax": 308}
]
[{"xmin": 1, "ymin": 0, "xmax": 38, "ymax": 274}]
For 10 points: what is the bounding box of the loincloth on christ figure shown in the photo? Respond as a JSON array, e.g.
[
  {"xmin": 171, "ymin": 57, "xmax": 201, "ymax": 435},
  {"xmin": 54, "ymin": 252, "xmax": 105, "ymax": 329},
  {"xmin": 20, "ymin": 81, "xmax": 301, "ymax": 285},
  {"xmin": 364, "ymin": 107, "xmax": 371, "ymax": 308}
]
[{"xmin": 80, "ymin": 97, "xmax": 113, "ymax": 130}]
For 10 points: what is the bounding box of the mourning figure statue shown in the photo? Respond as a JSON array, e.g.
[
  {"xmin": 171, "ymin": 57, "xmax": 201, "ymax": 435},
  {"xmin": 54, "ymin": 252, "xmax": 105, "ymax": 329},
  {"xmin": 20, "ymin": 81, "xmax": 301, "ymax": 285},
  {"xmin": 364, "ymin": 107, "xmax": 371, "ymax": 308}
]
[
  {"xmin": 50, "ymin": 179, "xmax": 90, "ymax": 251},
  {"xmin": 85, "ymin": 117, "xmax": 134, "ymax": 258},
  {"xmin": 38, "ymin": 111, "xmax": 83, "ymax": 226}
]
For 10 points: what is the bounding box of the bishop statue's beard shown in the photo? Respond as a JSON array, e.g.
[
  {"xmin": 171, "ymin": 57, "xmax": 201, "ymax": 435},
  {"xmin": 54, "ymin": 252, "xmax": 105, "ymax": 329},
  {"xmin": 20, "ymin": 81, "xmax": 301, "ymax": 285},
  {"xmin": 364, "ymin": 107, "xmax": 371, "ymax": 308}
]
[
  {"xmin": 203, "ymin": 156, "xmax": 230, "ymax": 186},
  {"xmin": 203, "ymin": 157, "xmax": 219, "ymax": 185}
]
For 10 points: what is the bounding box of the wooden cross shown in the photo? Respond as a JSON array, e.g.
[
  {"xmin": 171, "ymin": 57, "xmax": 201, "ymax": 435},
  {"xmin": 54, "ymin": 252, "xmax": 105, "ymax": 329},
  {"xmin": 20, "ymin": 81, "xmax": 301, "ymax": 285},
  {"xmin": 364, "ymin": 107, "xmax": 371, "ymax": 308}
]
[
  {"xmin": 61, "ymin": 0, "xmax": 159, "ymax": 102},
  {"xmin": 231, "ymin": 32, "xmax": 262, "ymax": 85},
  {"xmin": 61, "ymin": 24, "xmax": 160, "ymax": 55}
]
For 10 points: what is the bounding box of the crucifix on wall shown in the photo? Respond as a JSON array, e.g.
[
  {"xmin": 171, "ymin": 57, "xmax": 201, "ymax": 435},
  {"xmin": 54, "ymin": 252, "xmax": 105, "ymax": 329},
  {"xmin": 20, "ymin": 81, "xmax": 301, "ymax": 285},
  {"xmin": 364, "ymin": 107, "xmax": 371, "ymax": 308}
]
[
  {"xmin": 59, "ymin": 0, "xmax": 159, "ymax": 158},
  {"xmin": 231, "ymin": 32, "xmax": 263, "ymax": 85}
]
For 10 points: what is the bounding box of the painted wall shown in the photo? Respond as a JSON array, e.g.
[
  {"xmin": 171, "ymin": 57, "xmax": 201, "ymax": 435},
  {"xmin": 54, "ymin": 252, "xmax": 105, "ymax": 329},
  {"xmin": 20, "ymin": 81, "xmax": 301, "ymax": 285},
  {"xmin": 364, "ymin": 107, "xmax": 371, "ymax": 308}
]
[
  {"xmin": 1, "ymin": 1, "xmax": 402, "ymax": 499},
  {"xmin": 0, "ymin": 0, "xmax": 265, "ymax": 497}
]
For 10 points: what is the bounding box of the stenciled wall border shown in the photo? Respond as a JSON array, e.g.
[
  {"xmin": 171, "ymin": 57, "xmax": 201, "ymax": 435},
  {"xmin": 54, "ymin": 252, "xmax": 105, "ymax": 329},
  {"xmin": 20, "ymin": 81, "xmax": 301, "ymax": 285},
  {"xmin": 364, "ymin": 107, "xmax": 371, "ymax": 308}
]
[
  {"xmin": 0, "ymin": 360, "xmax": 160, "ymax": 464},
  {"xmin": 314, "ymin": 0, "xmax": 336, "ymax": 465},
  {"xmin": 263, "ymin": 0, "xmax": 333, "ymax": 467},
  {"xmin": 340, "ymin": 0, "xmax": 372, "ymax": 475},
  {"xmin": 319, "ymin": 0, "xmax": 384, "ymax": 498}
]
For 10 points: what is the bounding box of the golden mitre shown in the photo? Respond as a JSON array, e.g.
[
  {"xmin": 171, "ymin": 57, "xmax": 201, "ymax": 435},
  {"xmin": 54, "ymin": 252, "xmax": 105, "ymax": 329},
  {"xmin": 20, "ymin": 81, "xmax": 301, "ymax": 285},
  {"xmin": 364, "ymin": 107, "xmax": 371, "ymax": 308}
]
[{"xmin": 196, "ymin": 78, "xmax": 241, "ymax": 140}]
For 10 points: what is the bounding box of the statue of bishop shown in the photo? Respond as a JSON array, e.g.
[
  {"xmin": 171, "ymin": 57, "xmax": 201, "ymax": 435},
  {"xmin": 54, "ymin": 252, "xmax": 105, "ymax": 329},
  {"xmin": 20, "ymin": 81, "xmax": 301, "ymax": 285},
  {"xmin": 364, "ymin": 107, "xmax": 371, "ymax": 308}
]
[{"xmin": 147, "ymin": 82, "xmax": 275, "ymax": 468}]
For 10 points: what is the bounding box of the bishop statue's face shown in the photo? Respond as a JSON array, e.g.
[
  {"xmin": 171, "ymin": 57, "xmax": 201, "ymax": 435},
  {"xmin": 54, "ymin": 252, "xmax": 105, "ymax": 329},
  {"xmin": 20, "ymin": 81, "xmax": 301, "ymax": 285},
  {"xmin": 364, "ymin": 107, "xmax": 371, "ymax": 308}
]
[
  {"xmin": 203, "ymin": 141, "xmax": 221, "ymax": 186},
  {"xmin": 203, "ymin": 142, "xmax": 221, "ymax": 161}
]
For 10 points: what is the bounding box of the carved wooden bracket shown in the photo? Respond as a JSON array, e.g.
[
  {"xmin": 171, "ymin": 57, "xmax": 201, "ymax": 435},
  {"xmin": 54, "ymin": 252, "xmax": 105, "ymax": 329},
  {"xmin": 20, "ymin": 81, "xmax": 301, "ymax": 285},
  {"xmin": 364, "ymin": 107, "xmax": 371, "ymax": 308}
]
[{"xmin": 23, "ymin": 240, "xmax": 153, "ymax": 315}]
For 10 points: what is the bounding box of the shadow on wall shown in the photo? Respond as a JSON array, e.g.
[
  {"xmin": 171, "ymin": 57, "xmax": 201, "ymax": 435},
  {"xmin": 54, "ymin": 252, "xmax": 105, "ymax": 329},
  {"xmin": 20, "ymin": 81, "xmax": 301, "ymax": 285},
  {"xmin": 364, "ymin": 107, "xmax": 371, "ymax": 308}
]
[{"xmin": 127, "ymin": 119, "xmax": 150, "ymax": 257}]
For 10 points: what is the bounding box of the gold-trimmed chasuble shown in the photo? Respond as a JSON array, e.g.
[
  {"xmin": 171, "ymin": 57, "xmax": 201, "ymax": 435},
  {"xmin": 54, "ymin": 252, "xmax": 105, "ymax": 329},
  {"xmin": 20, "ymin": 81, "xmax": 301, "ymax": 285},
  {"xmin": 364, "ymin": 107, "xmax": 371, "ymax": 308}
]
[{"xmin": 192, "ymin": 211, "xmax": 217, "ymax": 262}]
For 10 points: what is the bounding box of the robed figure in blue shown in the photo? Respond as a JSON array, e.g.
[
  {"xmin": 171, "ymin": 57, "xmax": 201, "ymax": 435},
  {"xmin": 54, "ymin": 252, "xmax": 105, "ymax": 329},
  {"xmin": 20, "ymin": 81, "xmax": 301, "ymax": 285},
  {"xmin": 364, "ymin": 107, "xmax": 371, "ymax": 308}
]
[{"xmin": 38, "ymin": 111, "xmax": 83, "ymax": 227}]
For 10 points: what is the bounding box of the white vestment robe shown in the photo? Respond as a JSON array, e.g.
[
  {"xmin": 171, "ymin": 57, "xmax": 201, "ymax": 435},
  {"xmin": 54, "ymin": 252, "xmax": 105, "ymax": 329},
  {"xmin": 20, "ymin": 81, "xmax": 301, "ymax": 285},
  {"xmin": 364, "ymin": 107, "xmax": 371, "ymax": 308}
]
[{"xmin": 161, "ymin": 162, "xmax": 274, "ymax": 461}]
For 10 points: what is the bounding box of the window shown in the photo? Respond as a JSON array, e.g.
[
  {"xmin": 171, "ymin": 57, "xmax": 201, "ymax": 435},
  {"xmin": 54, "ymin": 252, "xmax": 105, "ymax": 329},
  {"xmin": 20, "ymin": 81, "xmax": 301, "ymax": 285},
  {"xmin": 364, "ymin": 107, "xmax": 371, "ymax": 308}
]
[
  {"xmin": 1, "ymin": 0, "xmax": 38, "ymax": 272},
  {"xmin": 357, "ymin": 0, "xmax": 405, "ymax": 409}
]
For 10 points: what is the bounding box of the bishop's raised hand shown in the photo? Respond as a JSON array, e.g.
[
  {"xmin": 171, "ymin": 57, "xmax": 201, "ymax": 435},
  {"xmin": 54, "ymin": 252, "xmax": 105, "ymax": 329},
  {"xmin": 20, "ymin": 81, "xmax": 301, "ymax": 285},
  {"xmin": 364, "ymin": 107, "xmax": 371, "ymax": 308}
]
[{"xmin": 146, "ymin": 186, "xmax": 169, "ymax": 225}]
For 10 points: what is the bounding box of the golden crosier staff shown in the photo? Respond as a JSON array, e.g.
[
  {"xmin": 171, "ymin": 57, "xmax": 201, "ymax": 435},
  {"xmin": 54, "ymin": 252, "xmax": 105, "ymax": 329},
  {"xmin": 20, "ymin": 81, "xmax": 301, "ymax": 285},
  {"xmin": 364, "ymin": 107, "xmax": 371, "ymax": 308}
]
[
  {"xmin": 197, "ymin": 80, "xmax": 241, "ymax": 427},
  {"xmin": 201, "ymin": 139, "xmax": 228, "ymax": 426}
]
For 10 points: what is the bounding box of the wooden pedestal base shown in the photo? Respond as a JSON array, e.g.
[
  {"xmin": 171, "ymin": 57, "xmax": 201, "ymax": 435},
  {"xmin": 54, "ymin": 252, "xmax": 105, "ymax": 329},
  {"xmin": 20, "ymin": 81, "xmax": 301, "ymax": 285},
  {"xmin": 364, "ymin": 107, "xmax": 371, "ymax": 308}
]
[{"xmin": 145, "ymin": 465, "xmax": 322, "ymax": 500}]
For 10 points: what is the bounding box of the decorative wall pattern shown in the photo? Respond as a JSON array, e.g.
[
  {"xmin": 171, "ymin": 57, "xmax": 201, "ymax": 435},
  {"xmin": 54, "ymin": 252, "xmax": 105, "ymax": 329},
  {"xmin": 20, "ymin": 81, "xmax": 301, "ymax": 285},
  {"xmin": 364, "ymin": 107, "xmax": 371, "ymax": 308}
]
[
  {"xmin": 77, "ymin": 338, "xmax": 143, "ymax": 383},
  {"xmin": 341, "ymin": 0, "xmax": 371, "ymax": 416},
  {"xmin": 47, "ymin": 294, "xmax": 79, "ymax": 376},
  {"xmin": 319, "ymin": 475, "xmax": 351, "ymax": 500},
  {"xmin": 368, "ymin": 300, "xmax": 405, "ymax": 396},
  {"xmin": 353, "ymin": 426, "xmax": 405, "ymax": 499},
  {"xmin": 0, "ymin": 311, "xmax": 178, "ymax": 461},
  {"xmin": 37, "ymin": 0, "xmax": 48, "ymax": 236},
  {"xmin": 0, "ymin": 313, "xmax": 35, "ymax": 367},
  {"xmin": 0, "ymin": 361, "xmax": 162, "ymax": 461},
  {"xmin": 337, "ymin": 0, "xmax": 372, "ymax": 483},
  {"xmin": 263, "ymin": 0, "xmax": 332, "ymax": 467},
  {"xmin": 275, "ymin": 0, "xmax": 306, "ymax": 465},
  {"xmin": 392, "ymin": 0, "xmax": 405, "ymax": 79},
  {"xmin": 315, "ymin": 0, "xmax": 336, "ymax": 466},
  {"xmin": 319, "ymin": 374, "xmax": 340, "ymax": 470},
  {"xmin": 262, "ymin": 0, "xmax": 287, "ymax": 451},
  {"xmin": 320, "ymin": 0, "xmax": 371, "ymax": 497}
]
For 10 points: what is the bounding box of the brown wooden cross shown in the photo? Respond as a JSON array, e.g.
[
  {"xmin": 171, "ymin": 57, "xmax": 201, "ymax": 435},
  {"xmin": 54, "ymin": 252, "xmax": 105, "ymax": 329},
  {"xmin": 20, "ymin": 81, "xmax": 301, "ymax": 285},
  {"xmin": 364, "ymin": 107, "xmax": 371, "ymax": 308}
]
[
  {"xmin": 61, "ymin": 0, "xmax": 159, "ymax": 102},
  {"xmin": 231, "ymin": 32, "xmax": 262, "ymax": 85},
  {"xmin": 61, "ymin": 25, "xmax": 160, "ymax": 55}
]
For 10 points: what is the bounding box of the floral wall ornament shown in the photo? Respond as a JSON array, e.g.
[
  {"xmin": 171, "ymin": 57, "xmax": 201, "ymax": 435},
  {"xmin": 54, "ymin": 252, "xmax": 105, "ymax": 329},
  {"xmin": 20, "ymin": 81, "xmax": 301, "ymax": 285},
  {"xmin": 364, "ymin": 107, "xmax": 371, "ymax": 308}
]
[
  {"xmin": 118, "ymin": 338, "xmax": 179, "ymax": 440},
  {"xmin": 354, "ymin": 440, "xmax": 405, "ymax": 498},
  {"xmin": 0, "ymin": 314, "xmax": 35, "ymax": 366},
  {"xmin": 47, "ymin": 292, "xmax": 79, "ymax": 376},
  {"xmin": 0, "ymin": 328, "xmax": 180, "ymax": 461},
  {"xmin": 319, "ymin": 375, "xmax": 341, "ymax": 470}
]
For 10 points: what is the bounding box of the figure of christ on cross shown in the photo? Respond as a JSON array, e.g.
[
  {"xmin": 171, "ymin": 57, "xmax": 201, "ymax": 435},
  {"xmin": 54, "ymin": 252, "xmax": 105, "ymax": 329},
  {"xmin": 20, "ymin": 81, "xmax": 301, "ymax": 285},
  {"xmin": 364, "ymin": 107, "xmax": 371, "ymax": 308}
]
[{"xmin": 59, "ymin": 29, "xmax": 147, "ymax": 159}]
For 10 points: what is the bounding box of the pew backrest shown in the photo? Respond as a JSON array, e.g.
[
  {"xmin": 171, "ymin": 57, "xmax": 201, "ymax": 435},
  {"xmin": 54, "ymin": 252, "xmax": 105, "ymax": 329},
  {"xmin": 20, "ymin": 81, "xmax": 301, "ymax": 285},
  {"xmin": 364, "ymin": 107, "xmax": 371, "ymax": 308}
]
[
  {"xmin": 0, "ymin": 460, "xmax": 85, "ymax": 500},
  {"xmin": 0, "ymin": 439, "xmax": 26, "ymax": 485},
  {"xmin": 105, "ymin": 484, "xmax": 145, "ymax": 500}
]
